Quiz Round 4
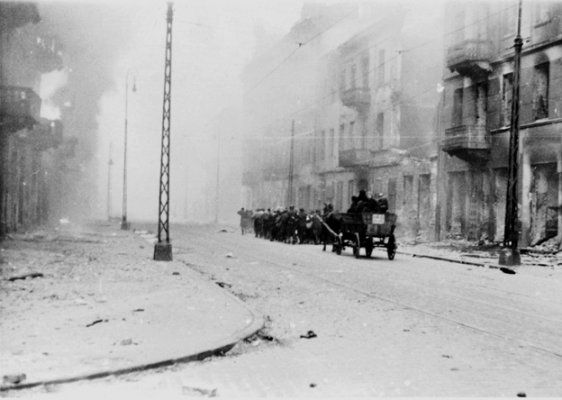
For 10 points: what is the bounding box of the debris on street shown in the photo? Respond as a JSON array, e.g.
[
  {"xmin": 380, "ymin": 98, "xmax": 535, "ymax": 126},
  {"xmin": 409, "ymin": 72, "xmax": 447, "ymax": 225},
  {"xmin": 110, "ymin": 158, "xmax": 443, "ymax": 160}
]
[
  {"xmin": 2, "ymin": 373, "xmax": 26, "ymax": 385},
  {"xmin": 300, "ymin": 330, "xmax": 317, "ymax": 339},
  {"xmin": 85, "ymin": 318, "xmax": 108, "ymax": 328},
  {"xmin": 7, "ymin": 272, "xmax": 44, "ymax": 281},
  {"xmin": 182, "ymin": 386, "xmax": 218, "ymax": 397},
  {"xmin": 500, "ymin": 267, "xmax": 516, "ymax": 275}
]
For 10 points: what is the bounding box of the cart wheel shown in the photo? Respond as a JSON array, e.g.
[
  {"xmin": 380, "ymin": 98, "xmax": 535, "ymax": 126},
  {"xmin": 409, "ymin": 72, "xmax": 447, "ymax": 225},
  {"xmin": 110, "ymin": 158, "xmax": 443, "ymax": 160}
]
[
  {"xmin": 387, "ymin": 234, "xmax": 396, "ymax": 260},
  {"xmin": 353, "ymin": 233, "xmax": 360, "ymax": 258}
]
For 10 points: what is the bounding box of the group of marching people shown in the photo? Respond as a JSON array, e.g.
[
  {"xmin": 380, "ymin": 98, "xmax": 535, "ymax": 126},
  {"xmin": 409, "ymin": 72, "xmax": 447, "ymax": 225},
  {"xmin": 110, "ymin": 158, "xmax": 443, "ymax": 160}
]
[
  {"xmin": 238, "ymin": 206, "xmax": 323, "ymax": 244},
  {"xmin": 236, "ymin": 190, "xmax": 389, "ymax": 245}
]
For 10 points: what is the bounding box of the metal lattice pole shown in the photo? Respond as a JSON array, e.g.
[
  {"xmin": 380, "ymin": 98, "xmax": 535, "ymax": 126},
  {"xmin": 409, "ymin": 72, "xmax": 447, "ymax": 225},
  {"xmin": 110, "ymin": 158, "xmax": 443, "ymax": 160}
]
[{"xmin": 154, "ymin": 2, "xmax": 174, "ymax": 261}]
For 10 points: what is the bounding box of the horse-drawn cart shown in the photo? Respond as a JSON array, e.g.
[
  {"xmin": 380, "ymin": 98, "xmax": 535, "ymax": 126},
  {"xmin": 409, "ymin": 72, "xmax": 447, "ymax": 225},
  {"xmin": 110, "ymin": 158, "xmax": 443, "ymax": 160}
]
[{"xmin": 326, "ymin": 211, "xmax": 397, "ymax": 259}]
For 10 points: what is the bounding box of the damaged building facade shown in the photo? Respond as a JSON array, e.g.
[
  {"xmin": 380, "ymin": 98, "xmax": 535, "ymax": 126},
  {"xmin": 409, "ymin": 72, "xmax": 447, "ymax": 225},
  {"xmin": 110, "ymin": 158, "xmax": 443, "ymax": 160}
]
[
  {"xmin": 0, "ymin": 2, "xmax": 69, "ymax": 235},
  {"xmin": 241, "ymin": 3, "xmax": 443, "ymax": 239},
  {"xmin": 439, "ymin": 1, "xmax": 562, "ymax": 247}
]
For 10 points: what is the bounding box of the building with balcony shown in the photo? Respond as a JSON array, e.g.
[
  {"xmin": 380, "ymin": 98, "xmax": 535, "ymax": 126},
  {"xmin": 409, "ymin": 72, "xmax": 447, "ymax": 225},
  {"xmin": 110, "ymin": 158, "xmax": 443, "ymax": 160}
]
[
  {"xmin": 438, "ymin": 1, "xmax": 562, "ymax": 248},
  {"xmin": 0, "ymin": 2, "xmax": 66, "ymax": 235},
  {"xmin": 240, "ymin": 3, "xmax": 370, "ymax": 210},
  {"xmin": 240, "ymin": 2, "xmax": 444, "ymax": 240},
  {"xmin": 310, "ymin": 3, "xmax": 443, "ymax": 239}
]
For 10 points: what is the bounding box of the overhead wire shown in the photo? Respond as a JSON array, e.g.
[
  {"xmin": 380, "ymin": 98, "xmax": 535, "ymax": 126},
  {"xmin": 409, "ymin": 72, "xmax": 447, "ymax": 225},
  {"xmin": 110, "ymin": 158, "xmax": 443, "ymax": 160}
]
[{"xmin": 242, "ymin": 2, "xmax": 520, "ymax": 141}]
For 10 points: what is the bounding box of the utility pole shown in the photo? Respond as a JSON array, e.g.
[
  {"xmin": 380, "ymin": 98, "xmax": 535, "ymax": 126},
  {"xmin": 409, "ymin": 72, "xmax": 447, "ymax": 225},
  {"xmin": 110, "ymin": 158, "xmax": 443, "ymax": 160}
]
[
  {"xmin": 121, "ymin": 70, "xmax": 135, "ymax": 230},
  {"xmin": 500, "ymin": 0, "xmax": 523, "ymax": 266},
  {"xmin": 287, "ymin": 119, "xmax": 295, "ymax": 207},
  {"xmin": 154, "ymin": 2, "xmax": 174, "ymax": 261},
  {"xmin": 107, "ymin": 142, "xmax": 113, "ymax": 221}
]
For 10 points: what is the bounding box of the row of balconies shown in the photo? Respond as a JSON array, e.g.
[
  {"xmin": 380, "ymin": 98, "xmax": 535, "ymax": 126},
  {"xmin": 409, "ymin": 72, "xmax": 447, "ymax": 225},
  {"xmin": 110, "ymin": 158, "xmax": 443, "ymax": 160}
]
[{"xmin": 1, "ymin": 86, "xmax": 62, "ymax": 150}]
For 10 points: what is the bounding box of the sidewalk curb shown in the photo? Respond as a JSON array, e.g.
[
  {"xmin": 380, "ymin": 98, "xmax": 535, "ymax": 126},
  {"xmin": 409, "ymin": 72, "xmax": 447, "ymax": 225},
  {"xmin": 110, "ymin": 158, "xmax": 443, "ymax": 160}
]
[
  {"xmin": 1, "ymin": 272, "xmax": 264, "ymax": 394},
  {"xmin": 398, "ymin": 251, "xmax": 500, "ymax": 270}
]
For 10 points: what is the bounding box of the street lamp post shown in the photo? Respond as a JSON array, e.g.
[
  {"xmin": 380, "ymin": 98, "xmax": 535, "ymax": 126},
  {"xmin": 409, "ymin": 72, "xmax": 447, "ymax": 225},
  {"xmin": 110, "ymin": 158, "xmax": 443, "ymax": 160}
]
[
  {"xmin": 107, "ymin": 142, "xmax": 113, "ymax": 221},
  {"xmin": 121, "ymin": 70, "xmax": 136, "ymax": 230},
  {"xmin": 500, "ymin": 0, "xmax": 523, "ymax": 266}
]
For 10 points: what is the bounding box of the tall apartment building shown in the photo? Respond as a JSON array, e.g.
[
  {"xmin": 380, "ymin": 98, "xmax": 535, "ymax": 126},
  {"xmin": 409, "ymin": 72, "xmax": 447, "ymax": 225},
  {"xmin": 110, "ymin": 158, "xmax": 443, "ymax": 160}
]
[
  {"xmin": 312, "ymin": 3, "xmax": 443, "ymax": 239},
  {"xmin": 240, "ymin": 3, "xmax": 367, "ymax": 209},
  {"xmin": 0, "ymin": 2, "xmax": 65, "ymax": 234},
  {"xmin": 241, "ymin": 2, "xmax": 444, "ymax": 240},
  {"xmin": 439, "ymin": 1, "xmax": 562, "ymax": 247}
]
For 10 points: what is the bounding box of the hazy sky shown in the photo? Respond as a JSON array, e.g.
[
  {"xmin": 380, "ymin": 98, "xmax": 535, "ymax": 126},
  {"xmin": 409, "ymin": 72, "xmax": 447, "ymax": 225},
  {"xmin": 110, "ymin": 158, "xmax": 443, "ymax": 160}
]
[{"xmin": 93, "ymin": 0, "xmax": 305, "ymax": 222}]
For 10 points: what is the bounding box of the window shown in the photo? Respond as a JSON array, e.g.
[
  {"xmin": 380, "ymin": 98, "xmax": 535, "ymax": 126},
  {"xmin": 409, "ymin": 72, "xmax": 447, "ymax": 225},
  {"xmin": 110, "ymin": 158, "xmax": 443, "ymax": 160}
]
[
  {"xmin": 452, "ymin": 88, "xmax": 463, "ymax": 127},
  {"xmin": 376, "ymin": 113, "xmax": 384, "ymax": 149},
  {"xmin": 361, "ymin": 56, "xmax": 369, "ymax": 88},
  {"xmin": 329, "ymin": 128, "xmax": 335, "ymax": 157},
  {"xmin": 502, "ymin": 73, "xmax": 513, "ymax": 126},
  {"xmin": 378, "ymin": 49, "xmax": 385, "ymax": 85},
  {"xmin": 534, "ymin": 62, "xmax": 549, "ymax": 120},
  {"xmin": 320, "ymin": 130, "xmax": 326, "ymax": 160},
  {"xmin": 403, "ymin": 175, "xmax": 414, "ymax": 207},
  {"xmin": 336, "ymin": 181, "xmax": 344, "ymax": 211},
  {"xmin": 348, "ymin": 121, "xmax": 355, "ymax": 150},
  {"xmin": 474, "ymin": 83, "xmax": 487, "ymax": 126},
  {"xmin": 340, "ymin": 70, "xmax": 346, "ymax": 91},
  {"xmin": 387, "ymin": 178, "xmax": 397, "ymax": 212},
  {"xmin": 338, "ymin": 124, "xmax": 345, "ymax": 153},
  {"xmin": 347, "ymin": 180, "xmax": 355, "ymax": 209},
  {"xmin": 351, "ymin": 64, "xmax": 357, "ymax": 89}
]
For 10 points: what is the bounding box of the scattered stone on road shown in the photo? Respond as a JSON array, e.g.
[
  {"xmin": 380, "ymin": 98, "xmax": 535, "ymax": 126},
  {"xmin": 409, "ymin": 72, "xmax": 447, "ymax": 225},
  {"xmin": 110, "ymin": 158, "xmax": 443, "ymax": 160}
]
[
  {"xmin": 3, "ymin": 373, "xmax": 26, "ymax": 385},
  {"xmin": 299, "ymin": 330, "xmax": 317, "ymax": 339}
]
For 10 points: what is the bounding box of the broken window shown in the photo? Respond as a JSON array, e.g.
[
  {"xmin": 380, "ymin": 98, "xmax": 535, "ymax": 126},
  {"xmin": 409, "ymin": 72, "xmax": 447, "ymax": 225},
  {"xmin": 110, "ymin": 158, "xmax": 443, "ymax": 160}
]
[
  {"xmin": 452, "ymin": 87, "xmax": 463, "ymax": 127},
  {"xmin": 534, "ymin": 62, "xmax": 549, "ymax": 120},
  {"xmin": 502, "ymin": 73, "xmax": 513, "ymax": 126}
]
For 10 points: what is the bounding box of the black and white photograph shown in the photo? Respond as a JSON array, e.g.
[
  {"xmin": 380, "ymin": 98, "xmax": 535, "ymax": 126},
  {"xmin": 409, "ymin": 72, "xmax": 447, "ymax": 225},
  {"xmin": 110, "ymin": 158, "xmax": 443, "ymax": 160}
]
[{"xmin": 1, "ymin": 0, "xmax": 562, "ymax": 397}]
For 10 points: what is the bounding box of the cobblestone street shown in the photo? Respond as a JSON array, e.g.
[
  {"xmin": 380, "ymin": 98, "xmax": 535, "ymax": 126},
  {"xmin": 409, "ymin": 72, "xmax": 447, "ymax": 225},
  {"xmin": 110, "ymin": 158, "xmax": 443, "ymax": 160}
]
[{"xmin": 15, "ymin": 223, "xmax": 562, "ymax": 398}]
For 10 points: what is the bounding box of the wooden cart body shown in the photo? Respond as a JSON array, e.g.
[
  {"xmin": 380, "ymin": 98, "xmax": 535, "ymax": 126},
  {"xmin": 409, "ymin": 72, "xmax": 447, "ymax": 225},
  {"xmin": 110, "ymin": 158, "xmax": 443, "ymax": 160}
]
[{"xmin": 332, "ymin": 212, "xmax": 397, "ymax": 259}]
